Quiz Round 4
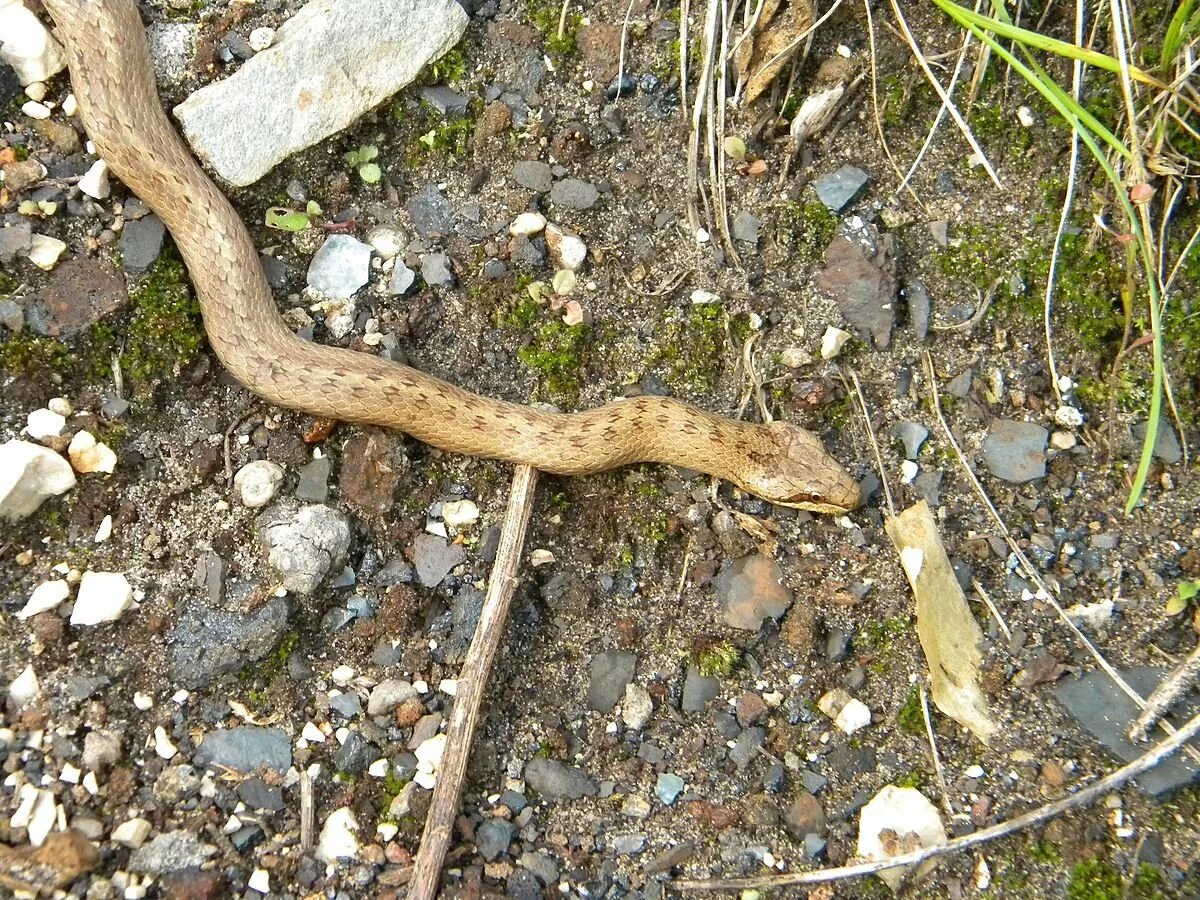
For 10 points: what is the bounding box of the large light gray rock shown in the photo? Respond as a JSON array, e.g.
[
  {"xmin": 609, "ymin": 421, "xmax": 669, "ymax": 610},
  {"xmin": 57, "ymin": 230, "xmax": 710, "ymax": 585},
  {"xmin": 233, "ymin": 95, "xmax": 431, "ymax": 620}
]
[
  {"xmin": 0, "ymin": 440, "xmax": 76, "ymax": 522},
  {"xmin": 173, "ymin": 0, "xmax": 468, "ymax": 185}
]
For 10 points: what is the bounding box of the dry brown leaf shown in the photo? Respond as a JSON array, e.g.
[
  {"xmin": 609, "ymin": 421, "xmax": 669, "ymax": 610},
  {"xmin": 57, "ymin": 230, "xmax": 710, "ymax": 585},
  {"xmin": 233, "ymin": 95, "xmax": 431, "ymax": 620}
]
[
  {"xmin": 884, "ymin": 500, "xmax": 999, "ymax": 745},
  {"xmin": 743, "ymin": 0, "xmax": 815, "ymax": 106}
]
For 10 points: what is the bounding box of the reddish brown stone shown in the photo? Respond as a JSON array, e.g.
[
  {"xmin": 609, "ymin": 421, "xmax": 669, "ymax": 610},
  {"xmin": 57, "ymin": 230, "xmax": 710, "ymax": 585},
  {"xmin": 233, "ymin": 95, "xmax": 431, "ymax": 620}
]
[
  {"xmin": 577, "ymin": 24, "xmax": 622, "ymax": 81},
  {"xmin": 339, "ymin": 427, "xmax": 405, "ymax": 518},
  {"xmin": 735, "ymin": 691, "xmax": 769, "ymax": 727},
  {"xmin": 159, "ymin": 869, "xmax": 227, "ymax": 900},
  {"xmin": 26, "ymin": 255, "xmax": 128, "ymax": 338}
]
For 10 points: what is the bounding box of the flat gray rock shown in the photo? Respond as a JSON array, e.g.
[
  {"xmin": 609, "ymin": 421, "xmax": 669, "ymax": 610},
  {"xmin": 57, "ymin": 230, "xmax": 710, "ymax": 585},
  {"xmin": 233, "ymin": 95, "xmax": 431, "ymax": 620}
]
[
  {"xmin": 732, "ymin": 210, "xmax": 761, "ymax": 244},
  {"xmin": 174, "ymin": 0, "xmax": 468, "ymax": 185},
  {"xmin": 129, "ymin": 831, "xmax": 214, "ymax": 875},
  {"xmin": 407, "ymin": 183, "xmax": 455, "ymax": 238},
  {"xmin": 476, "ymin": 819, "xmax": 516, "ymax": 861},
  {"xmin": 295, "ymin": 457, "xmax": 331, "ymax": 502},
  {"xmin": 167, "ymin": 591, "xmax": 292, "ymax": 688},
  {"xmin": 307, "ymin": 234, "xmax": 372, "ymax": 299},
  {"xmin": 682, "ymin": 666, "xmax": 719, "ymax": 712},
  {"xmin": 194, "ymin": 726, "xmax": 291, "ymax": 774},
  {"xmin": 524, "ymin": 758, "xmax": 597, "ymax": 800},
  {"xmin": 716, "ymin": 553, "xmax": 793, "ymax": 630},
  {"xmin": 0, "ymin": 221, "xmax": 32, "ymax": 263},
  {"xmin": 257, "ymin": 503, "xmax": 352, "ymax": 595},
  {"xmin": 1131, "ymin": 420, "xmax": 1183, "ymax": 465},
  {"xmin": 389, "ymin": 261, "xmax": 416, "ymax": 295},
  {"xmin": 814, "ymin": 165, "xmax": 870, "ymax": 213},
  {"xmin": 420, "ymin": 251, "xmax": 452, "ymax": 287},
  {"xmin": 119, "ymin": 214, "xmax": 165, "ymax": 273},
  {"xmin": 512, "ymin": 160, "xmax": 553, "ymax": 193},
  {"xmin": 549, "ymin": 178, "xmax": 599, "ymax": 210},
  {"xmin": 411, "ymin": 533, "xmax": 467, "ymax": 587},
  {"xmin": 906, "ymin": 280, "xmax": 931, "ymax": 340},
  {"xmin": 588, "ymin": 651, "xmax": 637, "ymax": 713},
  {"xmin": 816, "ymin": 223, "xmax": 898, "ymax": 350},
  {"xmin": 1056, "ymin": 667, "xmax": 1200, "ymax": 797},
  {"xmin": 982, "ymin": 419, "xmax": 1048, "ymax": 483},
  {"xmin": 420, "ymin": 85, "xmax": 468, "ymax": 116},
  {"xmin": 888, "ymin": 421, "xmax": 928, "ymax": 460}
]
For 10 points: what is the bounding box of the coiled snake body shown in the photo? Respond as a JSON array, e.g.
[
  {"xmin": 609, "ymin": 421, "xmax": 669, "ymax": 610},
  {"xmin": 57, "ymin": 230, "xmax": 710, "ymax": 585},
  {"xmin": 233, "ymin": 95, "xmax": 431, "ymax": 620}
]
[{"xmin": 42, "ymin": 0, "xmax": 861, "ymax": 514}]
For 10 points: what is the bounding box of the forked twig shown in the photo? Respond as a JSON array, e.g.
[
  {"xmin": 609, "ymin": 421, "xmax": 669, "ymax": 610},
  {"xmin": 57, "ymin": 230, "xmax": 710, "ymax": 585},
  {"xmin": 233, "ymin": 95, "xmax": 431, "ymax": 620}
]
[{"xmin": 409, "ymin": 465, "xmax": 539, "ymax": 900}]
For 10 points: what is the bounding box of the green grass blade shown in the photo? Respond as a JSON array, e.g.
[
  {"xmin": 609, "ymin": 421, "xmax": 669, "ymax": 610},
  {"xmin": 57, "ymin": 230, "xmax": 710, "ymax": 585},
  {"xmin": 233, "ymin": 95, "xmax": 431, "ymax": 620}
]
[{"xmin": 1161, "ymin": 0, "xmax": 1197, "ymax": 70}]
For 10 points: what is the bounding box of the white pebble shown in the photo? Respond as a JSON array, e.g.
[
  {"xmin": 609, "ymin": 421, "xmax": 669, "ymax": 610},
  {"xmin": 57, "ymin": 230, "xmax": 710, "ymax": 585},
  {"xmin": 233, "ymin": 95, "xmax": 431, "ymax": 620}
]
[
  {"xmin": 111, "ymin": 818, "xmax": 152, "ymax": 848},
  {"xmin": 24, "ymin": 81, "xmax": 46, "ymax": 102},
  {"xmin": 965, "ymin": 764, "xmax": 985, "ymax": 778},
  {"xmin": 21, "ymin": 100, "xmax": 50, "ymax": 119},
  {"xmin": 301, "ymin": 721, "xmax": 326, "ymax": 743},
  {"xmin": 26, "ymin": 408, "xmax": 66, "ymax": 441},
  {"xmin": 62, "ymin": 93, "xmax": 78, "ymax": 116},
  {"xmin": 248, "ymin": 26, "xmax": 276, "ymax": 51},
  {"xmin": 153, "ymin": 726, "xmax": 178, "ymax": 760},
  {"xmin": 1017, "ymin": 106, "xmax": 1035, "ymax": 127},
  {"xmin": 441, "ymin": 499, "xmax": 479, "ymax": 529},
  {"xmin": 1050, "ymin": 431, "xmax": 1077, "ymax": 450},
  {"xmin": 60, "ymin": 762, "xmax": 81, "ymax": 784},
  {"xmin": 330, "ymin": 664, "xmax": 355, "ymax": 685},
  {"xmin": 315, "ymin": 807, "xmax": 360, "ymax": 863},
  {"xmin": 438, "ymin": 679, "xmax": 458, "ymax": 696},
  {"xmin": 834, "ymin": 697, "xmax": 871, "ymax": 734},
  {"xmin": 71, "ymin": 571, "xmax": 134, "ymax": 625},
  {"xmin": 690, "ymin": 289, "xmax": 721, "ymax": 305},
  {"xmin": 47, "ymin": 397, "xmax": 72, "ymax": 416},
  {"xmin": 0, "ymin": 1, "xmax": 66, "ymax": 85},
  {"xmin": 133, "ymin": 691, "xmax": 154, "ymax": 711},
  {"xmin": 900, "ymin": 459, "xmax": 919, "ymax": 484},
  {"xmin": 8, "ymin": 663, "xmax": 40, "ymax": 707},
  {"xmin": 415, "ymin": 733, "xmax": 447, "ymax": 774},
  {"xmin": 77, "ymin": 159, "xmax": 111, "ymax": 200},
  {"xmin": 233, "ymin": 460, "xmax": 285, "ymax": 508},
  {"xmin": 820, "ymin": 326, "xmax": 852, "ymax": 360},
  {"xmin": 510, "ymin": 212, "xmax": 547, "ymax": 237},
  {"xmin": 248, "ymin": 868, "xmax": 270, "ymax": 894},
  {"xmin": 365, "ymin": 226, "xmax": 404, "ymax": 259},
  {"xmin": 529, "ymin": 548, "xmax": 555, "ymax": 567},
  {"xmin": 0, "ymin": 441, "xmax": 77, "ymax": 519},
  {"xmin": 368, "ymin": 758, "xmax": 390, "ymax": 777},
  {"xmin": 27, "ymin": 234, "xmax": 67, "ymax": 270},
  {"xmin": 1054, "ymin": 405, "xmax": 1084, "ymax": 428},
  {"xmin": 545, "ymin": 223, "xmax": 587, "ymax": 271},
  {"xmin": 68, "ymin": 430, "xmax": 116, "ymax": 474},
  {"xmin": 94, "ymin": 514, "xmax": 113, "ymax": 543},
  {"xmin": 17, "ymin": 579, "xmax": 70, "ymax": 619}
]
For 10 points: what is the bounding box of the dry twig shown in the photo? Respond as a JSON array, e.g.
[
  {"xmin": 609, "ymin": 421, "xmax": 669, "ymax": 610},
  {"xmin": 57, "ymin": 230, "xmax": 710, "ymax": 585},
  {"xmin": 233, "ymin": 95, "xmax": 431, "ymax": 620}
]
[
  {"xmin": 409, "ymin": 465, "xmax": 539, "ymax": 900},
  {"xmin": 1130, "ymin": 638, "xmax": 1200, "ymax": 742}
]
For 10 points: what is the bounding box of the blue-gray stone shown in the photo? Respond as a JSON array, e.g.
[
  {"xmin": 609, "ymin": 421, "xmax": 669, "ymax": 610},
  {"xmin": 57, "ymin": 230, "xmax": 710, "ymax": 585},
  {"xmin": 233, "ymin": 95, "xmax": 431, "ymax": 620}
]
[
  {"xmin": 655, "ymin": 772, "xmax": 684, "ymax": 805},
  {"xmin": 411, "ymin": 534, "xmax": 467, "ymax": 587},
  {"xmin": 420, "ymin": 85, "xmax": 468, "ymax": 116},
  {"xmin": 195, "ymin": 726, "xmax": 291, "ymax": 774},
  {"xmin": 524, "ymin": 758, "xmax": 597, "ymax": 799},
  {"xmin": 237, "ymin": 777, "xmax": 284, "ymax": 812},
  {"xmin": 1131, "ymin": 421, "xmax": 1183, "ymax": 465},
  {"xmin": 814, "ymin": 165, "xmax": 870, "ymax": 213},
  {"xmin": 799, "ymin": 769, "xmax": 828, "ymax": 794},
  {"xmin": 982, "ymin": 419, "xmax": 1048, "ymax": 483},
  {"xmin": 167, "ymin": 592, "xmax": 292, "ymax": 689},
  {"xmin": 407, "ymin": 183, "xmax": 455, "ymax": 238},
  {"xmin": 420, "ymin": 252, "xmax": 452, "ymax": 287},
  {"xmin": 128, "ymin": 831, "xmax": 213, "ymax": 875},
  {"xmin": 119, "ymin": 214, "xmax": 165, "ymax": 273},
  {"xmin": 295, "ymin": 457, "xmax": 331, "ymax": 502},
  {"xmin": 329, "ymin": 691, "xmax": 362, "ymax": 719},
  {"xmin": 906, "ymin": 280, "xmax": 931, "ymax": 340},
  {"xmin": 512, "ymin": 160, "xmax": 553, "ymax": 193},
  {"xmin": 475, "ymin": 819, "xmax": 515, "ymax": 861},
  {"xmin": 389, "ymin": 261, "xmax": 416, "ymax": 295},
  {"xmin": 549, "ymin": 178, "xmax": 599, "ymax": 210},
  {"xmin": 588, "ymin": 651, "xmax": 637, "ymax": 712},
  {"xmin": 729, "ymin": 726, "xmax": 765, "ymax": 770},
  {"xmin": 682, "ymin": 666, "xmax": 719, "ymax": 713},
  {"xmin": 306, "ymin": 234, "xmax": 372, "ymax": 299},
  {"xmin": 888, "ymin": 421, "xmax": 929, "ymax": 460}
]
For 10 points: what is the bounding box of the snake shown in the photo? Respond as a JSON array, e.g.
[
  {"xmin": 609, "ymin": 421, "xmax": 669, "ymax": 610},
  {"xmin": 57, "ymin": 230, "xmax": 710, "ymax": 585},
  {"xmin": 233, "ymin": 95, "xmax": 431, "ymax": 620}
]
[{"xmin": 41, "ymin": 0, "xmax": 862, "ymax": 514}]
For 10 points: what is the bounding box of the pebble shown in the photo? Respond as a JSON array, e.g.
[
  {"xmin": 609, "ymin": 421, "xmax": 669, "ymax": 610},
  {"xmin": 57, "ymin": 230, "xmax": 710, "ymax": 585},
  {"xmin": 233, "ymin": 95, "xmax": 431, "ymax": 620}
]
[
  {"xmin": 544, "ymin": 223, "xmax": 587, "ymax": 271},
  {"xmin": 234, "ymin": 460, "xmax": 286, "ymax": 508},
  {"xmin": 307, "ymin": 234, "xmax": 373, "ymax": 299},
  {"xmin": 248, "ymin": 26, "xmax": 276, "ymax": 51},
  {"xmin": 889, "ymin": 421, "xmax": 928, "ymax": 460},
  {"xmin": 420, "ymin": 251, "xmax": 452, "ymax": 286},
  {"xmin": 817, "ymin": 221, "xmax": 898, "ymax": 349},
  {"xmin": 1131, "ymin": 420, "xmax": 1183, "ymax": 464},
  {"xmin": 621, "ymin": 683, "xmax": 653, "ymax": 730},
  {"xmin": 682, "ymin": 666, "xmax": 719, "ymax": 712},
  {"xmin": 17, "ymin": 579, "xmax": 70, "ymax": 619},
  {"xmin": 784, "ymin": 791, "xmax": 827, "ymax": 839},
  {"xmin": 655, "ymin": 773, "xmax": 684, "ymax": 805},
  {"xmin": 414, "ymin": 732, "xmax": 447, "ymax": 788},
  {"xmin": 476, "ymin": 819, "xmax": 515, "ymax": 861},
  {"xmin": 21, "ymin": 99, "xmax": 50, "ymax": 119},
  {"xmin": 820, "ymin": 325, "xmax": 851, "ymax": 359},
  {"xmin": 588, "ymin": 651, "xmax": 637, "ymax": 712},
  {"xmin": 25, "ymin": 407, "xmax": 66, "ymax": 441},
  {"xmin": 174, "ymin": 0, "xmax": 467, "ymax": 185},
  {"xmin": 389, "ymin": 260, "xmax": 417, "ymax": 294},
  {"xmin": 857, "ymin": 786, "xmax": 947, "ymax": 891},
  {"xmin": 82, "ymin": 730, "xmax": 124, "ymax": 771},
  {"xmin": 71, "ymin": 571, "xmax": 134, "ymax": 625},
  {"xmin": 67, "ymin": 430, "xmax": 116, "ymax": 474},
  {"xmin": 1050, "ymin": 431, "xmax": 1077, "ymax": 450},
  {"xmin": 0, "ymin": 439, "xmax": 77, "ymax": 520},
  {"xmin": 407, "ymin": 182, "xmax": 455, "ymax": 238},
  {"xmin": 119, "ymin": 215, "xmax": 166, "ymax": 272},
  {"xmin": 258, "ymin": 503, "xmax": 352, "ymax": 594},
  {"xmin": 314, "ymin": 806, "xmax": 360, "ymax": 863},
  {"xmin": 716, "ymin": 553, "xmax": 793, "ymax": 630},
  {"xmin": 982, "ymin": 419, "xmax": 1048, "ymax": 483},
  {"xmin": 193, "ymin": 726, "xmax": 292, "ymax": 775},
  {"xmin": 1054, "ymin": 405, "xmax": 1084, "ymax": 428},
  {"xmin": 0, "ymin": 0, "xmax": 67, "ymax": 84},
  {"xmin": 129, "ymin": 831, "xmax": 214, "ymax": 875},
  {"xmin": 512, "ymin": 160, "xmax": 553, "ymax": 193},
  {"xmin": 510, "ymin": 212, "xmax": 547, "ymax": 236},
  {"xmin": 8, "ymin": 664, "xmax": 39, "ymax": 707},
  {"xmin": 549, "ymin": 178, "xmax": 599, "ymax": 210},
  {"xmin": 167, "ymin": 590, "xmax": 291, "ymax": 688},
  {"xmin": 729, "ymin": 726, "xmax": 765, "ymax": 769},
  {"xmin": 731, "ymin": 210, "xmax": 761, "ymax": 244},
  {"xmin": 112, "ymin": 818, "xmax": 154, "ymax": 849},
  {"xmin": 419, "ymin": 84, "xmax": 468, "ymax": 116},
  {"xmin": 77, "ymin": 159, "xmax": 111, "ymax": 199},
  {"xmin": 411, "ymin": 533, "xmax": 467, "ymax": 586},
  {"xmin": 366, "ymin": 226, "xmax": 405, "ymax": 259},
  {"xmin": 27, "ymin": 233, "xmax": 66, "ymax": 270},
  {"xmin": 441, "ymin": 498, "xmax": 480, "ymax": 530},
  {"xmin": 367, "ymin": 679, "xmax": 418, "ymax": 716},
  {"xmin": 294, "ymin": 456, "xmax": 331, "ymax": 502},
  {"xmin": 524, "ymin": 758, "xmax": 597, "ymax": 799},
  {"xmin": 814, "ymin": 165, "xmax": 870, "ymax": 213}
]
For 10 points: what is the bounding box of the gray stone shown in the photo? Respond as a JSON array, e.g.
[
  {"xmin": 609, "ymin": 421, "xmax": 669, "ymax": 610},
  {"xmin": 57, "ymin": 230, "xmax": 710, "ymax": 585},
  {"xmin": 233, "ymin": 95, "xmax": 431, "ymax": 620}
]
[
  {"xmin": 947, "ymin": 368, "xmax": 973, "ymax": 398},
  {"xmin": 257, "ymin": 503, "xmax": 352, "ymax": 595},
  {"xmin": 729, "ymin": 726, "xmax": 764, "ymax": 769},
  {"xmin": 783, "ymin": 791, "xmax": 827, "ymax": 839},
  {"xmin": 612, "ymin": 834, "xmax": 646, "ymax": 855},
  {"xmin": 1131, "ymin": 420, "xmax": 1183, "ymax": 465},
  {"xmin": 889, "ymin": 421, "xmax": 929, "ymax": 460},
  {"xmin": 119, "ymin": 214, "xmax": 165, "ymax": 273},
  {"xmin": 475, "ymin": 819, "xmax": 515, "ymax": 861},
  {"xmin": 716, "ymin": 553, "xmax": 793, "ymax": 630},
  {"xmin": 0, "ymin": 298, "xmax": 22, "ymax": 332},
  {"xmin": 814, "ymin": 165, "xmax": 870, "ymax": 213},
  {"xmin": 389, "ymin": 261, "xmax": 416, "ymax": 294},
  {"xmin": 367, "ymin": 678, "xmax": 417, "ymax": 716},
  {"xmin": 1056, "ymin": 667, "xmax": 1200, "ymax": 797},
  {"xmin": 173, "ymin": 0, "xmax": 468, "ymax": 185},
  {"xmin": 731, "ymin": 210, "xmax": 761, "ymax": 245},
  {"xmin": 329, "ymin": 691, "xmax": 362, "ymax": 718},
  {"xmin": 411, "ymin": 533, "xmax": 467, "ymax": 587},
  {"xmin": 295, "ymin": 457, "xmax": 331, "ymax": 502},
  {"xmin": 816, "ymin": 222, "xmax": 898, "ymax": 350},
  {"xmin": 588, "ymin": 651, "xmax": 637, "ymax": 713},
  {"xmin": 512, "ymin": 160, "xmax": 553, "ymax": 193},
  {"xmin": 420, "ymin": 251, "xmax": 452, "ymax": 287},
  {"xmin": 518, "ymin": 850, "xmax": 558, "ymax": 885},
  {"xmin": 655, "ymin": 773, "xmax": 684, "ymax": 805},
  {"xmin": 524, "ymin": 758, "xmax": 597, "ymax": 799},
  {"xmin": 420, "ymin": 85, "xmax": 468, "ymax": 116},
  {"xmin": 0, "ymin": 440, "xmax": 77, "ymax": 522},
  {"xmin": 682, "ymin": 666, "xmax": 719, "ymax": 712},
  {"xmin": 906, "ymin": 280, "xmax": 931, "ymax": 340},
  {"xmin": 0, "ymin": 221, "xmax": 32, "ymax": 263},
  {"xmin": 407, "ymin": 183, "xmax": 455, "ymax": 238},
  {"xmin": 194, "ymin": 726, "xmax": 291, "ymax": 774},
  {"xmin": 549, "ymin": 178, "xmax": 599, "ymax": 210},
  {"xmin": 408, "ymin": 713, "xmax": 443, "ymax": 749},
  {"xmin": 334, "ymin": 731, "xmax": 373, "ymax": 774},
  {"xmin": 147, "ymin": 23, "xmax": 198, "ymax": 87},
  {"xmin": 307, "ymin": 235, "xmax": 372, "ymax": 299},
  {"xmin": 799, "ymin": 769, "xmax": 828, "ymax": 794},
  {"xmin": 167, "ymin": 592, "xmax": 292, "ymax": 688},
  {"xmin": 982, "ymin": 419, "xmax": 1048, "ymax": 483},
  {"xmin": 237, "ymin": 777, "xmax": 284, "ymax": 812},
  {"xmin": 100, "ymin": 396, "xmax": 130, "ymax": 419},
  {"xmin": 128, "ymin": 831, "xmax": 214, "ymax": 875}
]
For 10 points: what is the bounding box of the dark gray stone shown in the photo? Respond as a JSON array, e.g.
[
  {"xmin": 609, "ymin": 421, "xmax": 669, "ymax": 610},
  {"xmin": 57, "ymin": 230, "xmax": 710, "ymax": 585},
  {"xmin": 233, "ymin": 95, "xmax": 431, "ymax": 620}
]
[
  {"xmin": 588, "ymin": 651, "xmax": 637, "ymax": 712},
  {"xmin": 411, "ymin": 533, "xmax": 467, "ymax": 587},
  {"xmin": 549, "ymin": 178, "xmax": 599, "ymax": 210},
  {"xmin": 0, "ymin": 221, "xmax": 32, "ymax": 264},
  {"xmin": 407, "ymin": 183, "xmax": 455, "ymax": 238},
  {"xmin": 813, "ymin": 165, "xmax": 870, "ymax": 213},
  {"xmin": 524, "ymin": 758, "xmax": 597, "ymax": 799},
  {"xmin": 237, "ymin": 777, "xmax": 284, "ymax": 812},
  {"xmin": 295, "ymin": 457, "xmax": 331, "ymax": 502},
  {"xmin": 682, "ymin": 666, "xmax": 719, "ymax": 712},
  {"xmin": 329, "ymin": 691, "xmax": 362, "ymax": 718},
  {"xmin": 512, "ymin": 160, "xmax": 553, "ymax": 193},
  {"xmin": 906, "ymin": 280, "xmax": 931, "ymax": 340},
  {"xmin": 982, "ymin": 419, "xmax": 1048, "ymax": 483},
  {"xmin": 729, "ymin": 727, "xmax": 764, "ymax": 769},
  {"xmin": 420, "ymin": 85, "xmax": 468, "ymax": 116},
  {"xmin": 475, "ymin": 819, "xmax": 515, "ymax": 860},
  {"xmin": 167, "ymin": 591, "xmax": 291, "ymax": 688},
  {"xmin": 119, "ymin": 214, "xmax": 166, "ymax": 273},
  {"xmin": 1131, "ymin": 420, "xmax": 1183, "ymax": 465},
  {"xmin": 334, "ymin": 731, "xmax": 373, "ymax": 774},
  {"xmin": 1056, "ymin": 667, "xmax": 1200, "ymax": 797},
  {"xmin": 194, "ymin": 726, "xmax": 291, "ymax": 774}
]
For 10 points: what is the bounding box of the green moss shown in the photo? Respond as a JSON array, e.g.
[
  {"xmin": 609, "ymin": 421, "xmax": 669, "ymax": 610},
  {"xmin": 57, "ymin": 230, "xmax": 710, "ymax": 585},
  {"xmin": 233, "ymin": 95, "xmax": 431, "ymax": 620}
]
[
  {"xmin": 1065, "ymin": 859, "xmax": 1123, "ymax": 900},
  {"xmin": 936, "ymin": 222, "xmax": 1015, "ymax": 292},
  {"xmin": 969, "ymin": 101, "xmax": 1032, "ymax": 155},
  {"xmin": 530, "ymin": 0, "xmax": 581, "ymax": 57},
  {"xmin": 893, "ymin": 770, "xmax": 926, "ymax": 790},
  {"xmin": 427, "ymin": 46, "xmax": 468, "ymax": 84},
  {"xmin": 694, "ymin": 641, "xmax": 740, "ymax": 677},
  {"xmin": 647, "ymin": 301, "xmax": 749, "ymax": 394},
  {"xmin": 237, "ymin": 631, "xmax": 300, "ymax": 685},
  {"xmin": 896, "ymin": 685, "xmax": 925, "ymax": 736},
  {"xmin": 772, "ymin": 201, "xmax": 838, "ymax": 268},
  {"xmin": 124, "ymin": 251, "xmax": 203, "ymax": 387},
  {"xmin": 880, "ymin": 74, "xmax": 909, "ymax": 127},
  {"xmin": 493, "ymin": 286, "xmax": 591, "ymax": 405},
  {"xmin": 0, "ymin": 331, "xmax": 73, "ymax": 378},
  {"xmin": 857, "ymin": 616, "xmax": 911, "ymax": 675},
  {"xmin": 1028, "ymin": 838, "xmax": 1062, "ymax": 865}
]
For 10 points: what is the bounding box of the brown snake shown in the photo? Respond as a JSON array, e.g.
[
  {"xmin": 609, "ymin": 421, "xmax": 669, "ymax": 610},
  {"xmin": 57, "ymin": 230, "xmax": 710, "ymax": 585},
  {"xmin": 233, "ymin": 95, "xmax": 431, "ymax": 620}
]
[{"xmin": 42, "ymin": 0, "xmax": 862, "ymax": 514}]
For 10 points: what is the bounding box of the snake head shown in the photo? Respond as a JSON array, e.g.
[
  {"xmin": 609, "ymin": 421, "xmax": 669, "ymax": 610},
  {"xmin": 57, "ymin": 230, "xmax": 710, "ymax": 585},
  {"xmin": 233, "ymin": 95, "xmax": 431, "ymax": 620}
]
[{"xmin": 741, "ymin": 421, "xmax": 863, "ymax": 514}]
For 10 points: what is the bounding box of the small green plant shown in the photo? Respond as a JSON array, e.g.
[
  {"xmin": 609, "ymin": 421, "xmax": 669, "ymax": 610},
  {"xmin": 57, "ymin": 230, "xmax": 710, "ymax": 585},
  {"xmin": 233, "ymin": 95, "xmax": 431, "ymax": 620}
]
[
  {"xmin": 531, "ymin": 0, "xmax": 581, "ymax": 56},
  {"xmin": 428, "ymin": 47, "xmax": 468, "ymax": 83},
  {"xmin": 1166, "ymin": 579, "xmax": 1199, "ymax": 615},
  {"xmin": 343, "ymin": 145, "xmax": 382, "ymax": 184},
  {"xmin": 772, "ymin": 201, "xmax": 839, "ymax": 268},
  {"xmin": 265, "ymin": 200, "xmax": 323, "ymax": 232},
  {"xmin": 124, "ymin": 251, "xmax": 203, "ymax": 386},
  {"xmin": 415, "ymin": 117, "xmax": 473, "ymax": 159},
  {"xmin": 1065, "ymin": 859, "xmax": 1124, "ymax": 900},
  {"xmin": 693, "ymin": 640, "xmax": 740, "ymax": 677},
  {"xmin": 1028, "ymin": 838, "xmax": 1062, "ymax": 864},
  {"xmin": 896, "ymin": 685, "xmax": 925, "ymax": 736}
]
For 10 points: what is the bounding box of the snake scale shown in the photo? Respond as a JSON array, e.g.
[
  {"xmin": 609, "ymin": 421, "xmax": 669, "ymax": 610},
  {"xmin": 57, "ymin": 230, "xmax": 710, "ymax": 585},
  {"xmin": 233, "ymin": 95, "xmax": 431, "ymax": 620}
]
[{"xmin": 41, "ymin": 0, "xmax": 861, "ymax": 514}]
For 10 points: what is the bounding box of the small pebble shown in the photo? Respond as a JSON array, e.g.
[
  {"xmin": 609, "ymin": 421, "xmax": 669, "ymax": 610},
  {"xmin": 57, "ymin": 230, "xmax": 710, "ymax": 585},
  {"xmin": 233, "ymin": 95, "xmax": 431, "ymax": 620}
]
[
  {"xmin": 234, "ymin": 460, "xmax": 286, "ymax": 508},
  {"xmin": 71, "ymin": 571, "xmax": 134, "ymax": 625}
]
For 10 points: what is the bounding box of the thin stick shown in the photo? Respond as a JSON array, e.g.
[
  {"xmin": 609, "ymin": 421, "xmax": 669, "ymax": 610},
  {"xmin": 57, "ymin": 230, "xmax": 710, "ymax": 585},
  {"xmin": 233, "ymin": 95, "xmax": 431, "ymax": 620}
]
[
  {"xmin": 847, "ymin": 368, "xmax": 895, "ymax": 517},
  {"xmin": 300, "ymin": 767, "xmax": 314, "ymax": 852},
  {"xmin": 1130, "ymin": 638, "xmax": 1200, "ymax": 742},
  {"xmin": 972, "ymin": 578, "xmax": 1011, "ymax": 642},
  {"xmin": 556, "ymin": 0, "xmax": 570, "ymax": 41},
  {"xmin": 919, "ymin": 682, "xmax": 954, "ymax": 821},
  {"xmin": 408, "ymin": 465, "xmax": 540, "ymax": 900},
  {"xmin": 675, "ymin": 706, "xmax": 1200, "ymax": 891}
]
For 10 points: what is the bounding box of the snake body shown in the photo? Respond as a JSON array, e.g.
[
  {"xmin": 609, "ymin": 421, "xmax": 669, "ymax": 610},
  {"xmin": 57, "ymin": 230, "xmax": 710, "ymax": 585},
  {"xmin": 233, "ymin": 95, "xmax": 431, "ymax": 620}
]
[{"xmin": 42, "ymin": 0, "xmax": 861, "ymax": 513}]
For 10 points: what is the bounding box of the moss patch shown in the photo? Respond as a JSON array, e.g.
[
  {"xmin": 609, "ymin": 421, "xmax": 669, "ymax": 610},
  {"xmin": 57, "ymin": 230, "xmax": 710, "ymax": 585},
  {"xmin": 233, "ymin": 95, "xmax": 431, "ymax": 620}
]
[
  {"xmin": 124, "ymin": 251, "xmax": 204, "ymax": 387},
  {"xmin": 771, "ymin": 201, "xmax": 838, "ymax": 268}
]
